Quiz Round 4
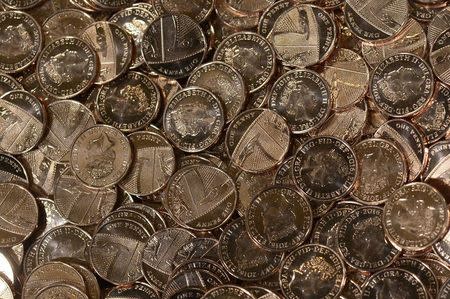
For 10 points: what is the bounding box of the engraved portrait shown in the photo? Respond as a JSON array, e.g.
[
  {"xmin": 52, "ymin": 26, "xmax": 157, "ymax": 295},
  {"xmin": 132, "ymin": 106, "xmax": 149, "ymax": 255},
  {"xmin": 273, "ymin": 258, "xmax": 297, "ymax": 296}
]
[
  {"xmin": 392, "ymin": 197, "xmax": 436, "ymax": 238},
  {"xmin": 223, "ymin": 45, "xmax": 265, "ymax": 81},
  {"xmin": 44, "ymin": 49, "xmax": 88, "ymax": 86},
  {"xmin": 0, "ymin": 24, "xmax": 33, "ymax": 58},
  {"xmin": 170, "ymin": 102, "xmax": 217, "ymax": 138},
  {"xmin": 378, "ymin": 66, "xmax": 426, "ymax": 103},
  {"xmin": 375, "ymin": 278, "xmax": 413, "ymax": 299},
  {"xmin": 351, "ymin": 216, "xmax": 388, "ymax": 261},
  {"xmin": 260, "ymin": 193, "xmax": 297, "ymax": 243},
  {"xmin": 86, "ymin": 133, "xmax": 116, "ymax": 180},
  {"xmin": 280, "ymin": 81, "xmax": 321, "ymax": 122},
  {"xmin": 415, "ymin": 101, "xmax": 446, "ymax": 132}
]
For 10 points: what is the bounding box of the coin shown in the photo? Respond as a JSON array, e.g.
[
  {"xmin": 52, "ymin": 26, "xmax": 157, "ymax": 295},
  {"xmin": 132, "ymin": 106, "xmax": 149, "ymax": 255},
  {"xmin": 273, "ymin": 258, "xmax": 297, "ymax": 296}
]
[
  {"xmin": 226, "ymin": 109, "xmax": 290, "ymax": 173},
  {"xmin": 424, "ymin": 258, "xmax": 450, "ymax": 286},
  {"xmin": 279, "ymin": 244, "xmax": 346, "ymax": 299},
  {"xmin": 0, "ymin": 153, "xmax": 28, "ymax": 185},
  {"xmin": 161, "ymin": 0, "xmax": 213, "ymax": 23},
  {"xmin": 361, "ymin": 268, "xmax": 427, "ymax": 299},
  {"xmin": 337, "ymin": 206, "xmax": 400, "ymax": 272},
  {"xmin": 202, "ymin": 285, "xmax": 255, "ymax": 299},
  {"xmin": 351, "ymin": 138, "xmax": 407, "ymax": 205},
  {"xmin": 35, "ymin": 283, "xmax": 88, "ymax": 299},
  {"xmin": 247, "ymin": 286, "xmax": 281, "ymax": 299},
  {"xmin": 37, "ymin": 36, "xmax": 97, "ymax": 99},
  {"xmin": 170, "ymin": 288, "xmax": 205, "ymax": 299},
  {"xmin": 292, "ymin": 136, "xmax": 358, "ymax": 201},
  {"xmin": 0, "ymin": 273, "xmax": 13, "ymax": 299},
  {"xmin": 70, "ymin": 125, "xmax": 132, "ymax": 188},
  {"xmin": 383, "ymin": 182, "xmax": 449, "ymax": 252},
  {"xmin": 173, "ymin": 258, "xmax": 231, "ymax": 284},
  {"xmin": 219, "ymin": 218, "xmax": 283, "ymax": 281},
  {"xmin": 0, "ymin": 72, "xmax": 22, "ymax": 97},
  {"xmin": 428, "ymin": 6, "xmax": 450, "ymax": 45},
  {"xmin": 23, "ymin": 238, "xmax": 40, "ymax": 277},
  {"xmin": 246, "ymin": 186, "xmax": 313, "ymax": 252},
  {"xmin": 172, "ymin": 238, "xmax": 220, "ymax": 268},
  {"xmin": 269, "ymin": 5, "xmax": 337, "ymax": 67},
  {"xmin": 97, "ymin": 209, "xmax": 155, "ymax": 236},
  {"xmin": 70, "ymin": 262, "xmax": 101, "ymax": 299},
  {"xmin": 339, "ymin": 280, "xmax": 362, "ymax": 299},
  {"xmin": 106, "ymin": 282, "xmax": 159, "ymax": 299},
  {"xmin": 214, "ymin": 32, "xmax": 276, "ymax": 92},
  {"xmin": 258, "ymin": 0, "xmax": 294, "ymax": 38},
  {"xmin": 119, "ymin": 203, "xmax": 167, "ymax": 231},
  {"xmin": 42, "ymin": 9, "xmax": 94, "ymax": 44},
  {"xmin": 1, "ymin": 0, "xmax": 43, "ymax": 9},
  {"xmin": 410, "ymin": 1, "xmax": 446, "ymax": 23},
  {"xmin": 142, "ymin": 14, "xmax": 207, "ymax": 79},
  {"xmin": 164, "ymin": 269, "xmax": 222, "ymax": 298},
  {"xmin": 90, "ymin": 0, "xmax": 134, "ymax": 10},
  {"xmin": 431, "ymin": 28, "xmax": 450, "ymax": 86},
  {"xmin": 370, "ymin": 53, "xmax": 434, "ymax": 117},
  {"xmin": 268, "ymin": 69, "xmax": 331, "ymax": 134},
  {"xmin": 423, "ymin": 140, "xmax": 450, "ymax": 196},
  {"xmin": 274, "ymin": 156, "xmax": 295, "ymax": 186},
  {"xmin": 21, "ymin": 71, "xmax": 58, "ymax": 103},
  {"xmin": 0, "ymin": 11, "xmax": 42, "ymax": 73}
]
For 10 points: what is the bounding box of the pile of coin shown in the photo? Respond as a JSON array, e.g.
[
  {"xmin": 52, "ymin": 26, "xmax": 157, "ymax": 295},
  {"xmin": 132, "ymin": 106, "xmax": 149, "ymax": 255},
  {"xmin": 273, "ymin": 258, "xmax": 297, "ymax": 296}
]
[{"xmin": 1, "ymin": 0, "xmax": 450, "ymax": 298}]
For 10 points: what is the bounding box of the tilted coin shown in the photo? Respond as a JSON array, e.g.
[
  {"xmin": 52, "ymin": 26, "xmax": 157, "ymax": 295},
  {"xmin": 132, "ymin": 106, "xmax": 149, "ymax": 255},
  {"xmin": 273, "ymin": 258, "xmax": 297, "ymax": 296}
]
[
  {"xmin": 163, "ymin": 269, "xmax": 222, "ymax": 299},
  {"xmin": 173, "ymin": 258, "xmax": 231, "ymax": 284},
  {"xmin": 361, "ymin": 268, "xmax": 427, "ymax": 299},
  {"xmin": 351, "ymin": 138, "xmax": 407, "ymax": 205},
  {"xmin": 279, "ymin": 244, "xmax": 346, "ymax": 299},
  {"xmin": 106, "ymin": 282, "xmax": 159, "ymax": 299},
  {"xmin": 258, "ymin": 0, "xmax": 294, "ymax": 38},
  {"xmin": 70, "ymin": 262, "xmax": 101, "ymax": 299},
  {"xmin": 428, "ymin": 6, "xmax": 450, "ymax": 45},
  {"xmin": 410, "ymin": 1, "xmax": 446, "ymax": 23},
  {"xmin": 0, "ymin": 273, "xmax": 13, "ymax": 299},
  {"xmin": 70, "ymin": 125, "xmax": 132, "ymax": 188},
  {"xmin": 202, "ymin": 285, "xmax": 255, "ymax": 299},
  {"xmin": 274, "ymin": 156, "xmax": 295, "ymax": 186},
  {"xmin": 226, "ymin": 109, "xmax": 290, "ymax": 173},
  {"xmin": 214, "ymin": 32, "xmax": 276, "ymax": 92},
  {"xmin": 0, "ymin": 0, "xmax": 43, "ymax": 9},
  {"xmin": 37, "ymin": 36, "xmax": 98, "ymax": 99},
  {"xmin": 42, "ymin": 9, "xmax": 94, "ymax": 44},
  {"xmin": 90, "ymin": 0, "xmax": 134, "ymax": 10},
  {"xmin": 246, "ymin": 81, "xmax": 272, "ymax": 110},
  {"xmin": 223, "ymin": 0, "xmax": 275, "ymax": 14},
  {"xmin": 36, "ymin": 198, "xmax": 68, "ymax": 236},
  {"xmin": 163, "ymin": 87, "xmax": 225, "ymax": 153},
  {"xmin": 0, "ymin": 72, "xmax": 22, "ymax": 97},
  {"xmin": 269, "ymin": 5, "xmax": 336, "ymax": 67},
  {"xmin": 383, "ymin": 182, "xmax": 449, "ymax": 252},
  {"xmin": 219, "ymin": 218, "xmax": 284, "ymax": 281},
  {"xmin": 148, "ymin": 74, "xmax": 182, "ymax": 107},
  {"xmin": 96, "ymin": 71, "xmax": 160, "ymax": 131},
  {"xmin": 173, "ymin": 238, "xmax": 220, "ymax": 268},
  {"xmin": 119, "ymin": 203, "xmax": 167, "ymax": 231},
  {"xmin": 247, "ymin": 286, "xmax": 281, "ymax": 299},
  {"xmin": 142, "ymin": 14, "xmax": 207, "ymax": 79},
  {"xmin": 214, "ymin": 0, "xmax": 261, "ymax": 30},
  {"xmin": 35, "ymin": 284, "xmax": 88, "ymax": 299},
  {"xmin": 161, "ymin": 0, "xmax": 213, "ymax": 23},
  {"xmin": 339, "ymin": 280, "xmax": 362, "ymax": 299},
  {"xmin": 337, "ymin": 206, "xmax": 400, "ymax": 272},
  {"xmin": 268, "ymin": 69, "xmax": 332, "ymax": 134},
  {"xmin": 246, "ymin": 186, "xmax": 313, "ymax": 252},
  {"xmin": 0, "ymin": 250, "xmax": 19, "ymax": 288},
  {"xmin": 164, "ymin": 165, "xmax": 236, "ymax": 231},
  {"xmin": 170, "ymin": 288, "xmax": 205, "ymax": 299},
  {"xmin": 21, "ymin": 71, "xmax": 58, "ymax": 103},
  {"xmin": 23, "ymin": 238, "xmax": 40, "ymax": 277},
  {"xmin": 439, "ymin": 278, "xmax": 450, "ymax": 299},
  {"xmin": 423, "ymin": 140, "xmax": 450, "ymax": 196},
  {"xmin": 423, "ymin": 258, "xmax": 450, "ymax": 286},
  {"xmin": 0, "ymin": 11, "xmax": 42, "ymax": 73},
  {"xmin": 0, "ymin": 153, "xmax": 28, "ymax": 185},
  {"xmin": 178, "ymin": 154, "xmax": 214, "ymax": 169},
  {"xmin": 363, "ymin": 97, "xmax": 390, "ymax": 136},
  {"xmin": 431, "ymin": 28, "xmax": 450, "ymax": 86},
  {"xmin": 97, "ymin": 209, "xmax": 155, "ymax": 236},
  {"xmin": 236, "ymin": 170, "xmax": 276, "ymax": 216},
  {"xmin": 370, "ymin": 53, "xmax": 434, "ymax": 117},
  {"xmin": 292, "ymin": 136, "xmax": 358, "ymax": 201}
]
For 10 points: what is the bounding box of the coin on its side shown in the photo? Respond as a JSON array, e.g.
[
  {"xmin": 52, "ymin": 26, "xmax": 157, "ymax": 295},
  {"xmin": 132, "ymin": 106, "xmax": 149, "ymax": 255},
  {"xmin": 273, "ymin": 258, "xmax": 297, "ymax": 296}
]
[
  {"xmin": 0, "ymin": 153, "xmax": 29, "ymax": 185},
  {"xmin": 202, "ymin": 285, "xmax": 255, "ymax": 299},
  {"xmin": 430, "ymin": 28, "xmax": 450, "ymax": 86},
  {"xmin": 106, "ymin": 282, "xmax": 159, "ymax": 299},
  {"xmin": 42, "ymin": 9, "xmax": 94, "ymax": 44}
]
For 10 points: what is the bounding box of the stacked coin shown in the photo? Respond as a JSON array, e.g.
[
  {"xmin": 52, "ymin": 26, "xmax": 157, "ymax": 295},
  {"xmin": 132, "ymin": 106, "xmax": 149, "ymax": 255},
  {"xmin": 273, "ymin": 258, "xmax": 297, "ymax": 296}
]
[{"xmin": 1, "ymin": 0, "xmax": 450, "ymax": 298}]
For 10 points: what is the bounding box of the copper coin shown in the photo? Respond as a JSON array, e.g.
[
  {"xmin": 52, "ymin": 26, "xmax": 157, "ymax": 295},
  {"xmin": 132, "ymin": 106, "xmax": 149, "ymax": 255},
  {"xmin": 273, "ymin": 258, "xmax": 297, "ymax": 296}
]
[
  {"xmin": 439, "ymin": 278, "xmax": 450, "ymax": 298},
  {"xmin": 37, "ymin": 36, "xmax": 98, "ymax": 99},
  {"xmin": 90, "ymin": 218, "xmax": 150, "ymax": 285},
  {"xmin": 337, "ymin": 206, "xmax": 400, "ymax": 272},
  {"xmin": 173, "ymin": 238, "xmax": 220, "ymax": 268},
  {"xmin": 321, "ymin": 48, "xmax": 369, "ymax": 110},
  {"xmin": 245, "ymin": 80, "xmax": 272, "ymax": 110},
  {"xmin": 21, "ymin": 71, "xmax": 58, "ymax": 103},
  {"xmin": 170, "ymin": 288, "xmax": 205, "ymax": 299},
  {"xmin": 0, "ymin": 90, "xmax": 46, "ymax": 155},
  {"xmin": 35, "ymin": 284, "xmax": 88, "ymax": 299},
  {"xmin": 269, "ymin": 5, "xmax": 337, "ymax": 67},
  {"xmin": 214, "ymin": 32, "xmax": 276, "ymax": 92},
  {"xmin": 223, "ymin": 0, "xmax": 275, "ymax": 14},
  {"xmin": 35, "ymin": 198, "xmax": 67, "ymax": 238},
  {"xmin": 351, "ymin": 138, "xmax": 407, "ymax": 205},
  {"xmin": 161, "ymin": 0, "xmax": 213, "ymax": 23},
  {"xmin": 410, "ymin": 1, "xmax": 446, "ymax": 23},
  {"xmin": 226, "ymin": 109, "xmax": 290, "ymax": 173},
  {"xmin": 247, "ymin": 286, "xmax": 281, "ymax": 299},
  {"xmin": 0, "ymin": 273, "xmax": 13, "ymax": 299},
  {"xmin": 70, "ymin": 262, "xmax": 101, "ymax": 299},
  {"xmin": 423, "ymin": 140, "xmax": 450, "ymax": 196},
  {"xmin": 42, "ymin": 9, "xmax": 94, "ymax": 44},
  {"xmin": 173, "ymin": 258, "xmax": 231, "ymax": 284},
  {"xmin": 38, "ymin": 100, "xmax": 96, "ymax": 163},
  {"xmin": 363, "ymin": 97, "xmax": 390, "ymax": 136},
  {"xmin": 424, "ymin": 258, "xmax": 450, "ymax": 286},
  {"xmin": 246, "ymin": 186, "xmax": 313, "ymax": 252},
  {"xmin": 434, "ymin": 227, "xmax": 450, "ymax": 266},
  {"xmin": 119, "ymin": 203, "xmax": 167, "ymax": 231},
  {"xmin": 258, "ymin": 0, "xmax": 295, "ymax": 38},
  {"xmin": 187, "ymin": 61, "xmax": 247, "ymax": 123},
  {"xmin": 370, "ymin": 53, "xmax": 434, "ymax": 117},
  {"xmin": 0, "ymin": 72, "xmax": 22, "ymax": 97},
  {"xmin": 1, "ymin": 0, "xmax": 43, "ymax": 9},
  {"xmin": 70, "ymin": 125, "xmax": 132, "ymax": 188},
  {"xmin": 361, "ymin": 268, "xmax": 427, "ymax": 299},
  {"xmin": 428, "ymin": 6, "xmax": 450, "ymax": 45},
  {"xmin": 163, "ymin": 87, "xmax": 225, "ymax": 153},
  {"xmin": 431, "ymin": 28, "xmax": 450, "ymax": 86},
  {"xmin": 219, "ymin": 218, "xmax": 283, "ymax": 281},
  {"xmin": 202, "ymin": 285, "xmax": 255, "ymax": 299},
  {"xmin": 339, "ymin": 280, "xmax": 362, "ymax": 299},
  {"xmin": 90, "ymin": 0, "xmax": 134, "ymax": 10},
  {"xmin": 106, "ymin": 282, "xmax": 158, "ymax": 299},
  {"xmin": 383, "ymin": 182, "xmax": 449, "ymax": 252},
  {"xmin": 163, "ymin": 269, "xmax": 222, "ymax": 298},
  {"xmin": 97, "ymin": 209, "xmax": 155, "ymax": 236},
  {"xmin": 0, "ymin": 153, "xmax": 28, "ymax": 185},
  {"xmin": 274, "ymin": 156, "xmax": 295, "ymax": 186},
  {"xmin": 292, "ymin": 136, "xmax": 358, "ymax": 201},
  {"xmin": 279, "ymin": 244, "xmax": 346, "ymax": 299},
  {"xmin": 96, "ymin": 71, "xmax": 161, "ymax": 131},
  {"xmin": 0, "ymin": 11, "xmax": 42, "ymax": 73},
  {"xmin": 142, "ymin": 14, "xmax": 207, "ymax": 79},
  {"xmin": 268, "ymin": 69, "xmax": 332, "ymax": 134}
]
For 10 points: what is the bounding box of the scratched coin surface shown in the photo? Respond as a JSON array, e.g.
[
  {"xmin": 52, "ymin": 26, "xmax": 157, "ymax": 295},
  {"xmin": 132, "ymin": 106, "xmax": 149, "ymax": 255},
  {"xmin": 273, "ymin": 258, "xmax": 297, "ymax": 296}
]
[
  {"xmin": 370, "ymin": 53, "xmax": 434, "ymax": 117},
  {"xmin": 268, "ymin": 69, "xmax": 331, "ymax": 134},
  {"xmin": 70, "ymin": 125, "xmax": 132, "ymax": 188},
  {"xmin": 0, "ymin": 153, "xmax": 28, "ymax": 185},
  {"xmin": 142, "ymin": 14, "xmax": 207, "ymax": 79},
  {"xmin": 292, "ymin": 136, "xmax": 358, "ymax": 201},
  {"xmin": 246, "ymin": 186, "xmax": 313, "ymax": 252},
  {"xmin": 106, "ymin": 282, "xmax": 159, "ymax": 299},
  {"xmin": 202, "ymin": 285, "xmax": 255, "ymax": 299},
  {"xmin": 226, "ymin": 109, "xmax": 290, "ymax": 173},
  {"xmin": 214, "ymin": 32, "xmax": 276, "ymax": 92},
  {"xmin": 0, "ymin": 73, "xmax": 22, "ymax": 97},
  {"xmin": 0, "ymin": 11, "xmax": 42, "ymax": 73},
  {"xmin": 430, "ymin": 28, "xmax": 450, "ymax": 86},
  {"xmin": 383, "ymin": 182, "xmax": 449, "ymax": 252},
  {"xmin": 351, "ymin": 138, "xmax": 407, "ymax": 205},
  {"xmin": 0, "ymin": 182, "xmax": 38, "ymax": 247},
  {"xmin": 37, "ymin": 36, "xmax": 98, "ymax": 99},
  {"xmin": 164, "ymin": 165, "xmax": 236, "ymax": 231},
  {"xmin": 337, "ymin": 206, "xmax": 400, "ymax": 272},
  {"xmin": 42, "ymin": 9, "xmax": 94, "ymax": 44},
  {"xmin": 279, "ymin": 244, "xmax": 346, "ymax": 299},
  {"xmin": 269, "ymin": 5, "xmax": 336, "ymax": 67}
]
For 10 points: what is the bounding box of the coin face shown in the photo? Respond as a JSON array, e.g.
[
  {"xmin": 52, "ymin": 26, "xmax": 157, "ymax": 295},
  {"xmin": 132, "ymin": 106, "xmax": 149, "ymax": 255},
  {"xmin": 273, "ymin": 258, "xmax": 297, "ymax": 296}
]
[
  {"xmin": 428, "ymin": 7, "xmax": 450, "ymax": 45},
  {"xmin": 258, "ymin": 0, "xmax": 293, "ymax": 38},
  {"xmin": 226, "ymin": 109, "xmax": 290, "ymax": 173},
  {"xmin": 269, "ymin": 5, "xmax": 336, "ymax": 67},
  {"xmin": 202, "ymin": 285, "xmax": 255, "ymax": 299},
  {"xmin": 142, "ymin": 14, "xmax": 207, "ymax": 79},
  {"xmin": 370, "ymin": 53, "xmax": 434, "ymax": 117},
  {"xmin": 424, "ymin": 258, "xmax": 450, "ymax": 286},
  {"xmin": 106, "ymin": 282, "xmax": 159, "ymax": 299},
  {"xmin": 214, "ymin": 32, "xmax": 275, "ymax": 92},
  {"xmin": 164, "ymin": 269, "xmax": 222, "ymax": 298},
  {"xmin": 98, "ymin": 209, "xmax": 155, "ymax": 236},
  {"xmin": 423, "ymin": 140, "xmax": 450, "ymax": 195},
  {"xmin": 351, "ymin": 138, "xmax": 407, "ymax": 205},
  {"xmin": 247, "ymin": 286, "xmax": 281, "ymax": 299},
  {"xmin": 383, "ymin": 182, "xmax": 449, "ymax": 252},
  {"xmin": 268, "ymin": 69, "xmax": 331, "ymax": 134},
  {"xmin": 70, "ymin": 125, "xmax": 132, "ymax": 188},
  {"xmin": 96, "ymin": 71, "xmax": 161, "ymax": 131},
  {"xmin": 37, "ymin": 36, "xmax": 97, "ymax": 99},
  {"xmin": 279, "ymin": 244, "xmax": 346, "ymax": 299},
  {"xmin": 70, "ymin": 263, "xmax": 101, "ymax": 299},
  {"xmin": 246, "ymin": 186, "xmax": 313, "ymax": 252},
  {"xmin": 35, "ymin": 197, "xmax": 68, "ymax": 237},
  {"xmin": 42, "ymin": 9, "xmax": 94, "ymax": 44},
  {"xmin": 0, "ymin": 273, "xmax": 13, "ymax": 299},
  {"xmin": 165, "ymin": 165, "xmax": 236, "ymax": 231},
  {"xmin": 119, "ymin": 203, "xmax": 167, "ymax": 231},
  {"xmin": 0, "ymin": 72, "xmax": 22, "ymax": 97},
  {"xmin": 219, "ymin": 218, "xmax": 283, "ymax": 281},
  {"xmin": 90, "ymin": 0, "xmax": 134, "ymax": 10},
  {"xmin": 161, "ymin": 0, "xmax": 213, "ymax": 23},
  {"xmin": 439, "ymin": 279, "xmax": 450, "ymax": 299},
  {"xmin": 292, "ymin": 136, "xmax": 358, "ymax": 201},
  {"xmin": 337, "ymin": 206, "xmax": 400, "ymax": 272},
  {"xmin": 0, "ymin": 153, "xmax": 28, "ymax": 185},
  {"xmin": 172, "ymin": 238, "xmax": 220, "ymax": 267},
  {"xmin": 361, "ymin": 268, "xmax": 427, "ymax": 299},
  {"xmin": 1, "ymin": 0, "xmax": 43, "ymax": 9},
  {"xmin": 35, "ymin": 284, "xmax": 88, "ymax": 299},
  {"xmin": 0, "ymin": 11, "xmax": 42, "ymax": 73},
  {"xmin": 163, "ymin": 87, "xmax": 225, "ymax": 153},
  {"xmin": 431, "ymin": 28, "xmax": 450, "ymax": 86}
]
